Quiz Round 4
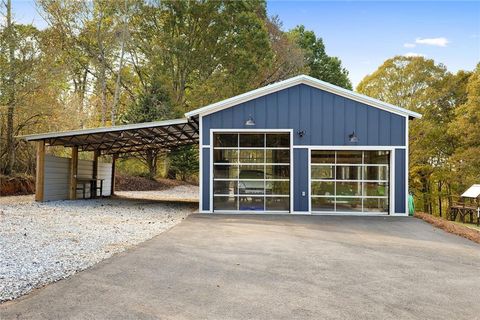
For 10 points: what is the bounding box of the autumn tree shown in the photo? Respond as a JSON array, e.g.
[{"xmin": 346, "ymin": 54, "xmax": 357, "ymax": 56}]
[{"xmin": 357, "ymin": 56, "xmax": 472, "ymax": 215}]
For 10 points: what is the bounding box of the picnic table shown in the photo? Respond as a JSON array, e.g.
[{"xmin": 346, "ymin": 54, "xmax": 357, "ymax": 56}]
[
  {"xmin": 449, "ymin": 204, "xmax": 479, "ymax": 225},
  {"xmin": 76, "ymin": 178, "xmax": 104, "ymax": 199}
]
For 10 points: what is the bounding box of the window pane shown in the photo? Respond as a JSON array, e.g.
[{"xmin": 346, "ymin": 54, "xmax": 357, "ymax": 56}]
[
  {"xmin": 214, "ymin": 165, "xmax": 238, "ymax": 179},
  {"xmin": 265, "ymin": 165, "xmax": 289, "ymax": 179},
  {"xmin": 214, "ymin": 134, "xmax": 238, "ymax": 147},
  {"xmin": 336, "ymin": 181, "xmax": 362, "ymax": 196},
  {"xmin": 266, "ymin": 134, "xmax": 290, "ymax": 147},
  {"xmin": 239, "ymin": 196, "xmax": 264, "ymax": 211},
  {"xmin": 214, "ymin": 181, "xmax": 237, "ymax": 195},
  {"xmin": 336, "ymin": 198, "xmax": 362, "ymax": 212},
  {"xmin": 312, "ymin": 197, "xmax": 335, "ymax": 211},
  {"xmin": 311, "ymin": 165, "xmax": 335, "ymax": 180},
  {"xmin": 239, "ymin": 150, "xmax": 264, "ymax": 163},
  {"xmin": 337, "ymin": 151, "xmax": 362, "ymax": 164},
  {"xmin": 238, "ymin": 165, "xmax": 265, "ymax": 179},
  {"xmin": 238, "ymin": 180, "xmax": 265, "ymax": 195},
  {"xmin": 364, "ymin": 198, "xmax": 389, "ymax": 212},
  {"xmin": 311, "ymin": 151, "xmax": 335, "ymax": 164},
  {"xmin": 364, "ymin": 182, "xmax": 388, "ymax": 197},
  {"xmin": 266, "ymin": 181, "xmax": 289, "ymax": 195},
  {"xmin": 364, "ymin": 151, "xmax": 389, "ymax": 164},
  {"xmin": 311, "ymin": 181, "xmax": 334, "ymax": 196},
  {"xmin": 265, "ymin": 149, "xmax": 290, "ymax": 164},
  {"xmin": 240, "ymin": 134, "xmax": 264, "ymax": 147},
  {"xmin": 214, "ymin": 196, "xmax": 238, "ymax": 210},
  {"xmin": 266, "ymin": 197, "xmax": 289, "ymax": 211},
  {"xmin": 214, "ymin": 149, "xmax": 238, "ymax": 163},
  {"xmin": 364, "ymin": 166, "xmax": 389, "ymax": 181},
  {"xmin": 336, "ymin": 166, "xmax": 362, "ymax": 180}
]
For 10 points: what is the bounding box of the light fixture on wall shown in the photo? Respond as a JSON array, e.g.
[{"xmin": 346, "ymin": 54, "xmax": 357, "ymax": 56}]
[
  {"xmin": 297, "ymin": 129, "xmax": 306, "ymax": 138},
  {"xmin": 348, "ymin": 131, "xmax": 359, "ymax": 143},
  {"xmin": 245, "ymin": 115, "xmax": 255, "ymax": 126}
]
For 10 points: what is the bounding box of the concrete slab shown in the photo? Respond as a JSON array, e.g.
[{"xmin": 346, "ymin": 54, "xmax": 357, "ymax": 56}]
[{"xmin": 1, "ymin": 215, "xmax": 480, "ymax": 320}]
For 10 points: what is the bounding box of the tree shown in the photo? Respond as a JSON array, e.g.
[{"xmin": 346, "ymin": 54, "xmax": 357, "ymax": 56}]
[
  {"xmin": 448, "ymin": 64, "xmax": 480, "ymax": 191},
  {"xmin": 357, "ymin": 56, "xmax": 473, "ymax": 215},
  {"xmin": 122, "ymin": 80, "xmax": 176, "ymax": 179},
  {"xmin": 288, "ymin": 25, "xmax": 352, "ymax": 89},
  {"xmin": 168, "ymin": 145, "xmax": 198, "ymax": 181}
]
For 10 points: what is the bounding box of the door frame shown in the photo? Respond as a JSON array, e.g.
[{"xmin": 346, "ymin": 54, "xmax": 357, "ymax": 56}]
[{"xmin": 209, "ymin": 129, "xmax": 294, "ymax": 213}]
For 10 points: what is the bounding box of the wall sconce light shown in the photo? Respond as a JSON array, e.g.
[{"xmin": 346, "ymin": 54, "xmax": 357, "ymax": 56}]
[
  {"xmin": 297, "ymin": 129, "xmax": 306, "ymax": 138},
  {"xmin": 348, "ymin": 131, "xmax": 359, "ymax": 143},
  {"xmin": 245, "ymin": 115, "xmax": 255, "ymax": 126}
]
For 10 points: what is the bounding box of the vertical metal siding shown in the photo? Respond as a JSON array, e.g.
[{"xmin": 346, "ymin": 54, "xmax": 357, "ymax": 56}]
[
  {"xmin": 43, "ymin": 155, "xmax": 112, "ymax": 201},
  {"xmin": 202, "ymin": 148, "xmax": 210, "ymax": 211},
  {"xmin": 202, "ymin": 83, "xmax": 408, "ymax": 213},
  {"xmin": 395, "ymin": 149, "xmax": 406, "ymax": 213},
  {"xmin": 294, "ymin": 148, "xmax": 309, "ymax": 212},
  {"xmin": 202, "ymin": 84, "xmax": 406, "ymax": 146}
]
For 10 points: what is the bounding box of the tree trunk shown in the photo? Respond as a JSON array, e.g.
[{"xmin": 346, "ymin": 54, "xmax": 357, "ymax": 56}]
[
  {"xmin": 111, "ymin": 0, "xmax": 128, "ymax": 126},
  {"xmin": 145, "ymin": 150, "xmax": 158, "ymax": 180},
  {"xmin": 4, "ymin": 0, "xmax": 16, "ymax": 175},
  {"xmin": 438, "ymin": 181, "xmax": 443, "ymax": 217}
]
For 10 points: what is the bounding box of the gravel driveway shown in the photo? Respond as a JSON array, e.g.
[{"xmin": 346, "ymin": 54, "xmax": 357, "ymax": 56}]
[{"xmin": 0, "ymin": 185, "xmax": 198, "ymax": 302}]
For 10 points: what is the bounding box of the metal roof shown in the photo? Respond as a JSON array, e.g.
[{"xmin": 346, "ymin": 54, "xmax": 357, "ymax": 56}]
[
  {"xmin": 18, "ymin": 118, "xmax": 199, "ymax": 155},
  {"xmin": 461, "ymin": 185, "xmax": 480, "ymax": 198},
  {"xmin": 185, "ymin": 74, "xmax": 422, "ymax": 119}
]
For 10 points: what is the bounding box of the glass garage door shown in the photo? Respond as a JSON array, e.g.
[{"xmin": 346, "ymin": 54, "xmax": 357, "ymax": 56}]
[
  {"xmin": 310, "ymin": 150, "xmax": 390, "ymax": 213},
  {"xmin": 213, "ymin": 132, "xmax": 290, "ymax": 212}
]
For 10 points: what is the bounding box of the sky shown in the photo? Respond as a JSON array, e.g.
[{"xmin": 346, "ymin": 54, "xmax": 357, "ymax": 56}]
[
  {"xmin": 267, "ymin": 1, "xmax": 480, "ymax": 86},
  {"xmin": 9, "ymin": 0, "xmax": 480, "ymax": 87}
]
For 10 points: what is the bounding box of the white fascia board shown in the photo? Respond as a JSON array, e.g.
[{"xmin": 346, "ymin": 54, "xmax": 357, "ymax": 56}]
[
  {"xmin": 18, "ymin": 118, "xmax": 189, "ymax": 141},
  {"xmin": 185, "ymin": 75, "xmax": 422, "ymax": 119}
]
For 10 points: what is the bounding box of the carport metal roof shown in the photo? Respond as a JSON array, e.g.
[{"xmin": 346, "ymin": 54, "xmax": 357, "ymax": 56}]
[{"xmin": 19, "ymin": 118, "xmax": 199, "ymax": 155}]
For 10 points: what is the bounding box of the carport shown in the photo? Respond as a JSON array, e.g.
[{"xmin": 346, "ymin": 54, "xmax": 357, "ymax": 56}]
[{"xmin": 20, "ymin": 118, "xmax": 199, "ymax": 201}]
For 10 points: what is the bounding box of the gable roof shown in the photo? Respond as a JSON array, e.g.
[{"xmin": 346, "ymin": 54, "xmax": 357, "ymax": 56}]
[{"xmin": 185, "ymin": 74, "xmax": 422, "ymax": 119}]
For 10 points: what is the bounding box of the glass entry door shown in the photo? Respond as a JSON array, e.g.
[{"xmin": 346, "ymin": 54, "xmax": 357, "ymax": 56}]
[
  {"xmin": 310, "ymin": 150, "xmax": 390, "ymax": 214},
  {"xmin": 213, "ymin": 132, "xmax": 290, "ymax": 212}
]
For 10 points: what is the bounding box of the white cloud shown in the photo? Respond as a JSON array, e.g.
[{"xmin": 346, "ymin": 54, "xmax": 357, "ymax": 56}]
[
  {"xmin": 404, "ymin": 52, "xmax": 426, "ymax": 58},
  {"xmin": 415, "ymin": 37, "xmax": 449, "ymax": 47},
  {"xmin": 404, "ymin": 43, "xmax": 416, "ymax": 48}
]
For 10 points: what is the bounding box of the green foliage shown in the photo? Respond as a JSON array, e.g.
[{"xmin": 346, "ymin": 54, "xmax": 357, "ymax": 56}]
[
  {"xmin": 121, "ymin": 80, "xmax": 176, "ymax": 123},
  {"xmin": 288, "ymin": 25, "xmax": 352, "ymax": 89},
  {"xmin": 357, "ymin": 56, "xmax": 476, "ymax": 216},
  {"xmin": 168, "ymin": 146, "xmax": 199, "ymax": 181}
]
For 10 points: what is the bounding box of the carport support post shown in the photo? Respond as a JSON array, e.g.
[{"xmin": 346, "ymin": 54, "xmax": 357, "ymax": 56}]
[
  {"xmin": 69, "ymin": 146, "xmax": 78, "ymax": 200},
  {"xmin": 92, "ymin": 150, "xmax": 99, "ymax": 197},
  {"xmin": 35, "ymin": 140, "xmax": 45, "ymax": 202},
  {"xmin": 110, "ymin": 154, "xmax": 117, "ymax": 196}
]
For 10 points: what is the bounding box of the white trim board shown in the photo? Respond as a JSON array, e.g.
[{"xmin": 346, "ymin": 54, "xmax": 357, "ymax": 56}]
[{"xmin": 185, "ymin": 75, "xmax": 422, "ymax": 119}]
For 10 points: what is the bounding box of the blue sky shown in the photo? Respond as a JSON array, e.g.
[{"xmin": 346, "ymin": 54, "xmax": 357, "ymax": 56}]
[
  {"xmin": 267, "ymin": 1, "xmax": 480, "ymax": 86},
  {"xmin": 10, "ymin": 0, "xmax": 480, "ymax": 87}
]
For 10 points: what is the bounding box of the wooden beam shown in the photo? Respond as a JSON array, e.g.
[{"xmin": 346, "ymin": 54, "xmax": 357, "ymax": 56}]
[
  {"xmin": 111, "ymin": 154, "xmax": 117, "ymax": 196},
  {"xmin": 69, "ymin": 146, "xmax": 78, "ymax": 200},
  {"xmin": 35, "ymin": 140, "xmax": 45, "ymax": 202}
]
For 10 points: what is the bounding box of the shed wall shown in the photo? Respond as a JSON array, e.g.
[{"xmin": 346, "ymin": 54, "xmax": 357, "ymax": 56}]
[{"xmin": 43, "ymin": 154, "xmax": 112, "ymax": 201}]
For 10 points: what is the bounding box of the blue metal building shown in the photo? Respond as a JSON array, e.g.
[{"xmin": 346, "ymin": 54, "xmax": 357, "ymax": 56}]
[{"xmin": 186, "ymin": 75, "xmax": 421, "ymax": 215}]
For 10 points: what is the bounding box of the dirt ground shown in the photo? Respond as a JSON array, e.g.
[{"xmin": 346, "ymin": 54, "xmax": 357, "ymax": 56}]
[{"xmin": 415, "ymin": 211, "xmax": 480, "ymax": 244}]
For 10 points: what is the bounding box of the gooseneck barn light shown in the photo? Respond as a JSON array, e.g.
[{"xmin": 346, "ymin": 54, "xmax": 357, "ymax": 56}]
[
  {"xmin": 245, "ymin": 115, "xmax": 256, "ymax": 126},
  {"xmin": 348, "ymin": 131, "xmax": 359, "ymax": 143}
]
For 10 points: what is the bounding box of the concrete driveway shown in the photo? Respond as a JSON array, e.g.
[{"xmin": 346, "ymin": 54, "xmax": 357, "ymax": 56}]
[{"xmin": 1, "ymin": 214, "xmax": 480, "ymax": 320}]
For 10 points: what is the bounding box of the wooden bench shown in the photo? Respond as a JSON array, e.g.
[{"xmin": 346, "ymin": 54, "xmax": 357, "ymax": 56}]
[{"xmin": 76, "ymin": 178, "xmax": 104, "ymax": 199}]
